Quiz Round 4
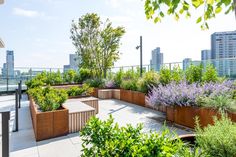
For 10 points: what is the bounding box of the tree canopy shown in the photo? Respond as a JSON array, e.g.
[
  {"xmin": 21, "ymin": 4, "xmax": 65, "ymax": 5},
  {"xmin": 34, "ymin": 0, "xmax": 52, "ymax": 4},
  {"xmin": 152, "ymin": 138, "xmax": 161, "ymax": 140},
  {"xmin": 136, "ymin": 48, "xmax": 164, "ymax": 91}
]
[
  {"xmin": 70, "ymin": 13, "xmax": 125, "ymax": 78},
  {"xmin": 145, "ymin": 0, "xmax": 236, "ymax": 29}
]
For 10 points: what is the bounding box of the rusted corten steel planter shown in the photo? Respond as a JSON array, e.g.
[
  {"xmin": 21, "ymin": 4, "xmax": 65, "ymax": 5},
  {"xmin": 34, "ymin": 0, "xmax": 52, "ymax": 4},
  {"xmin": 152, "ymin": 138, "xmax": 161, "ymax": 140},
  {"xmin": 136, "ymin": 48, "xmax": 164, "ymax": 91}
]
[
  {"xmin": 166, "ymin": 105, "xmax": 236, "ymax": 128},
  {"xmin": 132, "ymin": 91, "xmax": 145, "ymax": 106},
  {"xmin": 120, "ymin": 89, "xmax": 133, "ymax": 103},
  {"xmin": 29, "ymin": 97, "xmax": 69, "ymax": 141},
  {"xmin": 120, "ymin": 89, "xmax": 146, "ymax": 106}
]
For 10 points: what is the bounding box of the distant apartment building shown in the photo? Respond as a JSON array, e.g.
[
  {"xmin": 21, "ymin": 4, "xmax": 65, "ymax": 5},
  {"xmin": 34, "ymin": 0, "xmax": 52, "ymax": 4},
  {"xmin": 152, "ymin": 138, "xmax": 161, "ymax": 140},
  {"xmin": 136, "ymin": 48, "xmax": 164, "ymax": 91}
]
[
  {"xmin": 150, "ymin": 47, "xmax": 163, "ymax": 71},
  {"xmin": 201, "ymin": 50, "xmax": 212, "ymax": 69},
  {"xmin": 182, "ymin": 58, "xmax": 192, "ymax": 70},
  {"xmin": 2, "ymin": 50, "xmax": 15, "ymax": 77},
  {"xmin": 201, "ymin": 50, "xmax": 211, "ymax": 60},
  {"xmin": 63, "ymin": 54, "xmax": 81, "ymax": 73},
  {"xmin": 211, "ymin": 30, "xmax": 236, "ymax": 76}
]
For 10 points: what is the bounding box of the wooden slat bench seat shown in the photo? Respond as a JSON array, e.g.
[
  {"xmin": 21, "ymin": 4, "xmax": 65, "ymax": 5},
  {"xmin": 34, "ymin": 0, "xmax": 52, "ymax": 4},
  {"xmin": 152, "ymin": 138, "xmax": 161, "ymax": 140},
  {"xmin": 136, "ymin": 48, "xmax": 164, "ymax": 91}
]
[
  {"xmin": 63, "ymin": 101, "xmax": 95, "ymax": 133},
  {"xmin": 67, "ymin": 97, "xmax": 99, "ymax": 114},
  {"xmin": 98, "ymin": 89, "xmax": 113, "ymax": 99}
]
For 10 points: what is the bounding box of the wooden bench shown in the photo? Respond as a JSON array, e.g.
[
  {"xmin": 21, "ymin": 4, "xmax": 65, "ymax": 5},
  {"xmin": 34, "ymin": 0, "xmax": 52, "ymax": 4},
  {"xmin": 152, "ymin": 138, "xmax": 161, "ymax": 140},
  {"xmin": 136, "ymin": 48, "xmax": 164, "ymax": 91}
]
[
  {"xmin": 112, "ymin": 89, "xmax": 120, "ymax": 100},
  {"xmin": 98, "ymin": 89, "xmax": 113, "ymax": 99},
  {"xmin": 63, "ymin": 101, "xmax": 95, "ymax": 133},
  {"xmin": 68, "ymin": 97, "xmax": 99, "ymax": 114}
]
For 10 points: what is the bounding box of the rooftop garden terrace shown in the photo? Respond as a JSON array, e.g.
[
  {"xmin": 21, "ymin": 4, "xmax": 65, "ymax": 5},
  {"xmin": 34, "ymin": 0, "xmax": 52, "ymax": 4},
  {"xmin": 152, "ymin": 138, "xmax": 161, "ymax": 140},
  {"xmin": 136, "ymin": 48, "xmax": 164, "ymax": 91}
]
[{"xmin": 17, "ymin": 61, "xmax": 236, "ymax": 156}]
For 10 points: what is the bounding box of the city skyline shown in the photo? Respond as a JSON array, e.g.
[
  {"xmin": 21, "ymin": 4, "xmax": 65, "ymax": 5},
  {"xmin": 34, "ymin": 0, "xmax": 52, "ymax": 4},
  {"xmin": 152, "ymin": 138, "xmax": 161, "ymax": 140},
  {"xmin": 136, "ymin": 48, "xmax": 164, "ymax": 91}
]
[{"xmin": 0, "ymin": 0, "xmax": 236, "ymax": 68}]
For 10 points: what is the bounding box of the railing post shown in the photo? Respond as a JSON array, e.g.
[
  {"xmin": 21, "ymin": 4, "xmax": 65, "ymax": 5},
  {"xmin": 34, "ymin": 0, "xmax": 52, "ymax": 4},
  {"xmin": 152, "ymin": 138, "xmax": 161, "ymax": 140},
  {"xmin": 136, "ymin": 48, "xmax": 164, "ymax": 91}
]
[
  {"xmin": 2, "ymin": 111, "xmax": 10, "ymax": 157},
  {"xmin": 14, "ymin": 89, "xmax": 19, "ymax": 132},
  {"xmin": 18, "ymin": 83, "xmax": 21, "ymax": 108},
  {"xmin": 19, "ymin": 80, "xmax": 22, "ymax": 100}
]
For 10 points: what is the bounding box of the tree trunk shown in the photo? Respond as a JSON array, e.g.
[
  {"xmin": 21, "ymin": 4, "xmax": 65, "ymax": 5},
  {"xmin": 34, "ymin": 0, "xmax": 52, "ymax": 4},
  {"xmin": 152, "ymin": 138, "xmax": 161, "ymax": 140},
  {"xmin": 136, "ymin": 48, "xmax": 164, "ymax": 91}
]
[
  {"xmin": 103, "ymin": 69, "xmax": 107, "ymax": 78},
  {"xmin": 234, "ymin": 0, "xmax": 236, "ymax": 19}
]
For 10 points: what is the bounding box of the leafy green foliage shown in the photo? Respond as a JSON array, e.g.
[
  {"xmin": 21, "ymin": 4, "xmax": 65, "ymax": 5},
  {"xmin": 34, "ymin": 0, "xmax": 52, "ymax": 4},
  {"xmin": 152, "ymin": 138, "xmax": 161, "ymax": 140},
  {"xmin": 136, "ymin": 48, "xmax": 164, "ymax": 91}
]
[
  {"xmin": 185, "ymin": 64, "xmax": 203, "ymax": 84},
  {"xmin": 70, "ymin": 13, "xmax": 125, "ymax": 78},
  {"xmin": 113, "ymin": 69, "xmax": 124, "ymax": 88},
  {"xmin": 144, "ymin": 0, "xmax": 235, "ymax": 29},
  {"xmin": 86, "ymin": 78, "xmax": 105, "ymax": 88},
  {"xmin": 159, "ymin": 66, "xmax": 183, "ymax": 85},
  {"xmin": 28, "ymin": 87, "xmax": 68, "ymax": 112},
  {"xmin": 121, "ymin": 79, "xmax": 138, "ymax": 91},
  {"xmin": 137, "ymin": 71, "xmax": 160, "ymax": 93},
  {"xmin": 202, "ymin": 64, "xmax": 218, "ymax": 83},
  {"xmin": 45, "ymin": 70, "xmax": 63, "ymax": 85},
  {"xmin": 197, "ymin": 94, "xmax": 236, "ymax": 113},
  {"xmin": 66, "ymin": 84, "xmax": 93, "ymax": 97},
  {"xmin": 196, "ymin": 116, "xmax": 236, "ymax": 157},
  {"xmin": 25, "ymin": 71, "xmax": 47, "ymax": 89},
  {"xmin": 81, "ymin": 115, "xmax": 187, "ymax": 157},
  {"xmin": 63, "ymin": 69, "xmax": 77, "ymax": 84},
  {"xmin": 159, "ymin": 67, "xmax": 172, "ymax": 85}
]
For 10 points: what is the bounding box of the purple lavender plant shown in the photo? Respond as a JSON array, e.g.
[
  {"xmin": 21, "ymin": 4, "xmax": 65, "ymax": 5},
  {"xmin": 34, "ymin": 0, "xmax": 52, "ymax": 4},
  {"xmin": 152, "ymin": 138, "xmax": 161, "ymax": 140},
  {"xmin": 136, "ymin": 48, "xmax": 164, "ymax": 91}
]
[
  {"xmin": 104, "ymin": 80, "xmax": 116, "ymax": 89},
  {"xmin": 147, "ymin": 80, "xmax": 235, "ymax": 108}
]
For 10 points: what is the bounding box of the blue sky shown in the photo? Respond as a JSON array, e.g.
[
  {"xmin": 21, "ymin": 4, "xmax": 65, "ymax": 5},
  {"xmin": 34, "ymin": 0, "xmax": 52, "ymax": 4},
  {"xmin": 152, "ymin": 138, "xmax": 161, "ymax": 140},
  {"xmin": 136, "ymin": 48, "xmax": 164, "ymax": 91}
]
[{"xmin": 0, "ymin": 0, "xmax": 236, "ymax": 69}]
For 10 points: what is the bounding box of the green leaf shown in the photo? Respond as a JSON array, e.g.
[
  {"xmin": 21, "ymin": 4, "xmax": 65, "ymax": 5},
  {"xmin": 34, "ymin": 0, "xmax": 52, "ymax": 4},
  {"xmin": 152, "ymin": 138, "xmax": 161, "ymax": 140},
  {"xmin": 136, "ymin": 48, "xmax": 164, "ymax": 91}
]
[
  {"xmin": 196, "ymin": 16, "xmax": 202, "ymax": 23},
  {"xmin": 192, "ymin": 0, "xmax": 201, "ymax": 8},
  {"xmin": 179, "ymin": 8, "xmax": 184, "ymax": 14},
  {"xmin": 215, "ymin": 6, "xmax": 222, "ymax": 13},
  {"xmin": 160, "ymin": 11, "xmax": 165, "ymax": 17},
  {"xmin": 174, "ymin": 13, "xmax": 179, "ymax": 20},
  {"xmin": 207, "ymin": 0, "xmax": 214, "ymax": 5},
  {"xmin": 154, "ymin": 17, "xmax": 161, "ymax": 23}
]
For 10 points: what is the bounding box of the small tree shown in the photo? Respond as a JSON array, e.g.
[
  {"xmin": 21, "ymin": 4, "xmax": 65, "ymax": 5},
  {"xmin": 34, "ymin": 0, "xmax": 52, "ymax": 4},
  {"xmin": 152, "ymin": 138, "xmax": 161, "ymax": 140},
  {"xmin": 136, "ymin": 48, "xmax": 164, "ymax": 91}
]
[{"xmin": 70, "ymin": 13, "xmax": 125, "ymax": 78}]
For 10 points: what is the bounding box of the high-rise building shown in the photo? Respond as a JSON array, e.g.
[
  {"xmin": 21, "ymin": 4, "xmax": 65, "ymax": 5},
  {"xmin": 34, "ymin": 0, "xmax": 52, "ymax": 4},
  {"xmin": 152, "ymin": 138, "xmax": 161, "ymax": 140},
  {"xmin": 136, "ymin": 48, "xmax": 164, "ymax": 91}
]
[
  {"xmin": 211, "ymin": 30, "xmax": 236, "ymax": 76},
  {"xmin": 2, "ymin": 50, "xmax": 14, "ymax": 77},
  {"xmin": 63, "ymin": 54, "xmax": 81, "ymax": 73},
  {"xmin": 201, "ymin": 50, "xmax": 211, "ymax": 60},
  {"xmin": 201, "ymin": 50, "xmax": 212, "ymax": 69},
  {"xmin": 150, "ymin": 47, "xmax": 163, "ymax": 71},
  {"xmin": 182, "ymin": 58, "xmax": 192, "ymax": 70}
]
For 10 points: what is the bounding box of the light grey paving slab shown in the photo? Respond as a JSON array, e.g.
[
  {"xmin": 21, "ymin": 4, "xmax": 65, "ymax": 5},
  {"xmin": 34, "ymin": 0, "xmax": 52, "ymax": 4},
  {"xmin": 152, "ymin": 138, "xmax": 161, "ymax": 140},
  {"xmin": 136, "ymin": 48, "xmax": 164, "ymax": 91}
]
[{"xmin": 37, "ymin": 136, "xmax": 79, "ymax": 157}]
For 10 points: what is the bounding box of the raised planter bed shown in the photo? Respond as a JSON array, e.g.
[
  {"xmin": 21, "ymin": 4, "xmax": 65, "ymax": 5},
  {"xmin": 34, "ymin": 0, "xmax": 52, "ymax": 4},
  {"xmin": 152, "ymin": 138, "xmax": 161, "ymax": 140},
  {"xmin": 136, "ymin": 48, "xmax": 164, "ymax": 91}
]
[
  {"xmin": 120, "ymin": 89, "xmax": 133, "ymax": 103},
  {"xmin": 166, "ymin": 106, "xmax": 236, "ymax": 128},
  {"xmin": 29, "ymin": 97, "xmax": 69, "ymax": 141},
  {"xmin": 132, "ymin": 91, "xmax": 145, "ymax": 106},
  {"xmin": 120, "ymin": 89, "xmax": 145, "ymax": 106}
]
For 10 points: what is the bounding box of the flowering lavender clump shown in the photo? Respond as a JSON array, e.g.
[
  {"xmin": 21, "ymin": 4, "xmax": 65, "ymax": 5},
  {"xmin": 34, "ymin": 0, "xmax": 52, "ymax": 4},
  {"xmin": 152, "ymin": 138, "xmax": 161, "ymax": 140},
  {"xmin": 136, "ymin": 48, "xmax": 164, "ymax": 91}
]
[
  {"xmin": 104, "ymin": 80, "xmax": 116, "ymax": 88},
  {"xmin": 147, "ymin": 80, "xmax": 235, "ymax": 107},
  {"xmin": 202, "ymin": 80, "xmax": 234, "ymax": 96}
]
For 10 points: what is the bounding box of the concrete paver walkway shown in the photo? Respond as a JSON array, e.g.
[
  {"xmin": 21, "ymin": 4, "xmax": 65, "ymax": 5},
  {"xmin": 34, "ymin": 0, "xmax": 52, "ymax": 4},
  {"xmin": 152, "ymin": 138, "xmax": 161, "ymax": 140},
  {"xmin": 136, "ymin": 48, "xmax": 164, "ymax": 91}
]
[{"xmin": 1, "ymin": 95, "xmax": 191, "ymax": 157}]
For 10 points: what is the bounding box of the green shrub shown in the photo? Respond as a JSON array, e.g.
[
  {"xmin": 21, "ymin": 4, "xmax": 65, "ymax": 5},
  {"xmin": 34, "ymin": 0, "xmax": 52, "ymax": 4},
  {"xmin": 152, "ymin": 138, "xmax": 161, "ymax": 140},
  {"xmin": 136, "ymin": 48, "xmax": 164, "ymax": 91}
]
[
  {"xmin": 63, "ymin": 69, "xmax": 76, "ymax": 83},
  {"xmin": 78, "ymin": 68, "xmax": 93, "ymax": 83},
  {"xmin": 86, "ymin": 78, "xmax": 104, "ymax": 88},
  {"xmin": 171, "ymin": 66, "xmax": 183, "ymax": 83},
  {"xmin": 45, "ymin": 71, "xmax": 63, "ymax": 85},
  {"xmin": 202, "ymin": 64, "xmax": 218, "ymax": 83},
  {"xmin": 81, "ymin": 115, "xmax": 186, "ymax": 157},
  {"xmin": 123, "ymin": 69, "xmax": 139, "ymax": 80},
  {"xmin": 196, "ymin": 116, "xmax": 236, "ymax": 157},
  {"xmin": 28, "ymin": 87, "xmax": 68, "ymax": 112},
  {"xmin": 25, "ymin": 71, "xmax": 48, "ymax": 89},
  {"xmin": 185, "ymin": 64, "xmax": 203, "ymax": 84},
  {"xmin": 159, "ymin": 67, "xmax": 171, "ymax": 85},
  {"xmin": 113, "ymin": 69, "xmax": 124, "ymax": 88},
  {"xmin": 197, "ymin": 94, "xmax": 236, "ymax": 113},
  {"xmin": 67, "ymin": 84, "xmax": 93, "ymax": 96},
  {"xmin": 137, "ymin": 71, "xmax": 160, "ymax": 93},
  {"xmin": 120, "ymin": 79, "xmax": 138, "ymax": 91}
]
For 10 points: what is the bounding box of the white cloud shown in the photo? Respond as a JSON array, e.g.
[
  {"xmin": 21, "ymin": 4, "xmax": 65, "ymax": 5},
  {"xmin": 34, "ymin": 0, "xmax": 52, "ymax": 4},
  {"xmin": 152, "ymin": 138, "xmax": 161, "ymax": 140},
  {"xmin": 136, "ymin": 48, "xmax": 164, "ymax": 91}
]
[{"xmin": 13, "ymin": 8, "xmax": 42, "ymax": 18}]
